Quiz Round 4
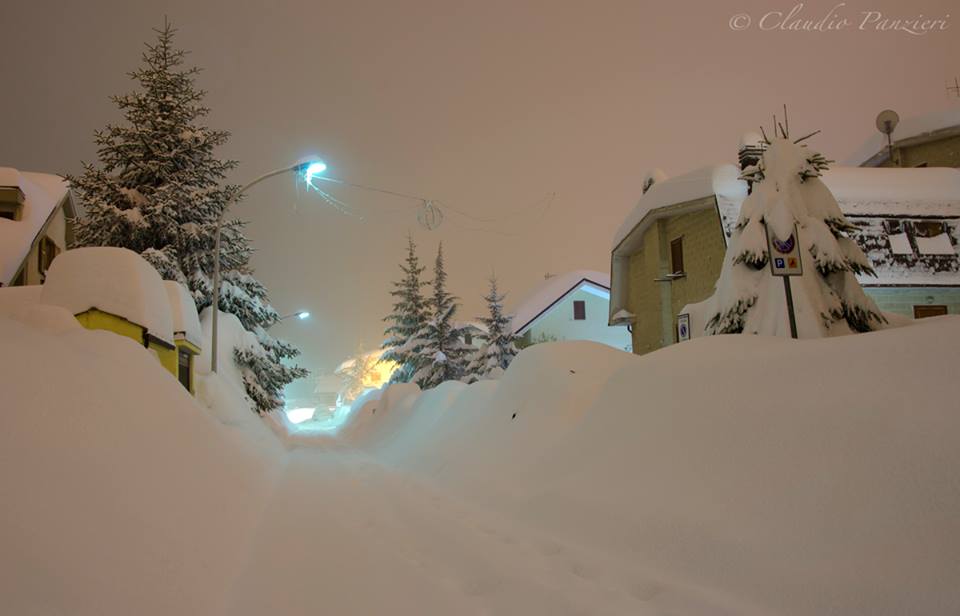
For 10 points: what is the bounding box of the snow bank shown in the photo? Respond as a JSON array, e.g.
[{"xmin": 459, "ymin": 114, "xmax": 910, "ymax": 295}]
[
  {"xmin": 196, "ymin": 308, "xmax": 259, "ymax": 413},
  {"xmin": 164, "ymin": 280, "xmax": 202, "ymax": 347},
  {"xmin": 0, "ymin": 284, "xmax": 42, "ymax": 315},
  {"xmin": 342, "ymin": 320, "xmax": 960, "ymax": 615},
  {"xmin": 41, "ymin": 246, "xmax": 174, "ymax": 344},
  {"xmin": 0, "ymin": 313, "xmax": 283, "ymax": 615},
  {"xmin": 5, "ymin": 273, "xmax": 960, "ymax": 615}
]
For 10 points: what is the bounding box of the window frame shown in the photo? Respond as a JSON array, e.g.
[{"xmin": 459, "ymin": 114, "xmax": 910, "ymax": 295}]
[{"xmin": 670, "ymin": 237, "xmax": 685, "ymax": 275}]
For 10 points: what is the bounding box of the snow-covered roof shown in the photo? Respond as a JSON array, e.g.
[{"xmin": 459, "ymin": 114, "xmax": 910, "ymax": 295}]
[
  {"xmin": 41, "ymin": 247, "xmax": 174, "ymax": 345},
  {"xmin": 0, "ymin": 168, "xmax": 73, "ymax": 286},
  {"xmin": 844, "ymin": 107, "xmax": 960, "ymax": 167},
  {"xmin": 612, "ymin": 164, "xmax": 747, "ymax": 250},
  {"xmin": 821, "ymin": 166, "xmax": 960, "ymax": 216},
  {"xmin": 509, "ymin": 270, "xmax": 610, "ymax": 334},
  {"xmin": 164, "ymin": 280, "xmax": 202, "ymax": 348}
]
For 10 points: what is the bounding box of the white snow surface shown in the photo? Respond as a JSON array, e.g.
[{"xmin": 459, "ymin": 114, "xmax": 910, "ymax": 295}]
[
  {"xmin": 196, "ymin": 307, "xmax": 262, "ymax": 414},
  {"xmin": 0, "ymin": 168, "xmax": 70, "ymax": 285},
  {"xmin": 164, "ymin": 280, "xmax": 202, "ymax": 347},
  {"xmin": 509, "ymin": 269, "xmax": 610, "ymax": 334},
  {"xmin": 844, "ymin": 106, "xmax": 960, "ymax": 166},
  {"xmin": 3, "ymin": 307, "xmax": 960, "ymax": 615},
  {"xmin": 41, "ymin": 247, "xmax": 174, "ymax": 345}
]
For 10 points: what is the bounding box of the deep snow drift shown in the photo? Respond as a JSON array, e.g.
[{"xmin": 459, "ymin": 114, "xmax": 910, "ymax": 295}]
[{"xmin": 2, "ymin": 304, "xmax": 959, "ymax": 615}]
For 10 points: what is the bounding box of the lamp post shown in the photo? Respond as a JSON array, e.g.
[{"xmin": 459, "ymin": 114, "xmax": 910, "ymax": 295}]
[{"xmin": 210, "ymin": 160, "xmax": 326, "ymax": 373}]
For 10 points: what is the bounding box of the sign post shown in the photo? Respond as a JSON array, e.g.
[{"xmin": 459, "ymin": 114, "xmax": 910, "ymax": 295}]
[{"xmin": 765, "ymin": 224, "xmax": 802, "ymax": 339}]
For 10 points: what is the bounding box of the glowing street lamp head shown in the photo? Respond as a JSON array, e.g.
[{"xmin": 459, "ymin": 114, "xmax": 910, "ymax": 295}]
[
  {"xmin": 303, "ymin": 161, "xmax": 327, "ymax": 184},
  {"xmin": 297, "ymin": 311, "xmax": 310, "ymax": 320}
]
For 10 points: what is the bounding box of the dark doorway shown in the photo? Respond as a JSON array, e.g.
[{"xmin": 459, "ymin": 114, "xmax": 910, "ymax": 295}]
[{"xmin": 914, "ymin": 305, "xmax": 948, "ymax": 319}]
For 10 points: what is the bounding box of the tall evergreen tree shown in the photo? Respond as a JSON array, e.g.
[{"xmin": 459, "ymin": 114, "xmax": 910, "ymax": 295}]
[
  {"xmin": 67, "ymin": 21, "xmax": 306, "ymax": 413},
  {"xmin": 411, "ymin": 243, "xmax": 471, "ymax": 389},
  {"xmin": 381, "ymin": 235, "xmax": 429, "ymax": 383},
  {"xmin": 464, "ymin": 276, "xmax": 519, "ymax": 382}
]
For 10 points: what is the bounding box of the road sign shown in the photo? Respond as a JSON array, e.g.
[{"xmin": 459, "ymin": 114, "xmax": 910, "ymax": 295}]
[
  {"xmin": 677, "ymin": 313, "xmax": 690, "ymax": 342},
  {"xmin": 766, "ymin": 225, "xmax": 803, "ymax": 276},
  {"xmin": 764, "ymin": 223, "xmax": 802, "ymax": 338}
]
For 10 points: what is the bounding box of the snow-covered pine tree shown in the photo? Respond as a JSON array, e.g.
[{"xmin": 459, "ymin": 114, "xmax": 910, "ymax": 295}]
[
  {"xmin": 464, "ymin": 276, "xmax": 518, "ymax": 382},
  {"xmin": 67, "ymin": 21, "xmax": 306, "ymax": 413},
  {"xmin": 410, "ymin": 243, "xmax": 471, "ymax": 389},
  {"xmin": 704, "ymin": 123, "xmax": 885, "ymax": 337},
  {"xmin": 382, "ymin": 235, "xmax": 429, "ymax": 383}
]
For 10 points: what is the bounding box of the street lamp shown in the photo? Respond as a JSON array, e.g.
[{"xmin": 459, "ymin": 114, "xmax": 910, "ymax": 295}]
[
  {"xmin": 279, "ymin": 311, "xmax": 310, "ymax": 321},
  {"xmin": 210, "ymin": 159, "xmax": 325, "ymax": 373}
]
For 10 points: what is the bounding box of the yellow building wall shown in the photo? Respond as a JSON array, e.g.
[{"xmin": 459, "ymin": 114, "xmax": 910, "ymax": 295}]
[
  {"xmin": 879, "ymin": 135, "xmax": 960, "ymax": 169},
  {"xmin": 75, "ymin": 308, "xmax": 145, "ymax": 345},
  {"xmin": 627, "ymin": 223, "xmax": 663, "ymax": 355},
  {"xmin": 152, "ymin": 341, "xmax": 178, "ymax": 378},
  {"xmin": 625, "ymin": 207, "xmax": 726, "ymax": 355},
  {"xmin": 664, "ymin": 208, "xmax": 727, "ymax": 325},
  {"xmin": 75, "ymin": 308, "xmax": 179, "ymax": 380}
]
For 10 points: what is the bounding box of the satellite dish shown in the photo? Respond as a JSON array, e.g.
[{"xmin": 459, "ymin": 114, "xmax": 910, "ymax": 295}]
[{"xmin": 876, "ymin": 109, "xmax": 900, "ymax": 135}]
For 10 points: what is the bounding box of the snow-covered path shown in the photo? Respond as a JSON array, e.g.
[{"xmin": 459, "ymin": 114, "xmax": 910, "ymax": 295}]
[
  {"xmin": 227, "ymin": 444, "xmax": 723, "ymax": 616},
  {"xmin": 5, "ymin": 312, "xmax": 960, "ymax": 615}
]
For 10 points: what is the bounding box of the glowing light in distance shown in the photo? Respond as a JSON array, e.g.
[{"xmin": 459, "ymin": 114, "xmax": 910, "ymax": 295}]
[
  {"xmin": 297, "ymin": 311, "xmax": 310, "ymax": 320},
  {"xmin": 286, "ymin": 407, "xmax": 316, "ymax": 424}
]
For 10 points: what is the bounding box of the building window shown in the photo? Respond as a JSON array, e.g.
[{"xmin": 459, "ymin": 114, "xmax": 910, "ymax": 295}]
[
  {"xmin": 913, "ymin": 220, "xmax": 946, "ymax": 238},
  {"xmin": 178, "ymin": 349, "xmax": 192, "ymax": 391},
  {"xmin": 573, "ymin": 300, "xmax": 586, "ymax": 320},
  {"xmin": 464, "ymin": 332, "xmax": 473, "ymax": 346},
  {"xmin": 914, "ymin": 305, "xmax": 947, "ymax": 319},
  {"xmin": 670, "ymin": 237, "xmax": 684, "ymax": 274},
  {"xmin": 884, "ymin": 219, "xmax": 914, "ymax": 255},
  {"xmin": 912, "ymin": 220, "xmax": 955, "ymax": 256},
  {"xmin": 38, "ymin": 236, "xmax": 60, "ymax": 278}
]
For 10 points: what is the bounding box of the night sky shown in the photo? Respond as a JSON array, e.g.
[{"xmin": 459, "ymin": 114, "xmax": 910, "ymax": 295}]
[{"xmin": 4, "ymin": 0, "xmax": 957, "ymax": 399}]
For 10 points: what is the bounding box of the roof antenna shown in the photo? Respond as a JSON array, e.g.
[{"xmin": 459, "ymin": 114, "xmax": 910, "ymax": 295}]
[{"xmin": 782, "ymin": 104, "xmax": 790, "ymax": 138}]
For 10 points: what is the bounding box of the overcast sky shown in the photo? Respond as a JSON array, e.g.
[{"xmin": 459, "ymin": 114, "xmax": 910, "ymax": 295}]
[{"xmin": 5, "ymin": 0, "xmax": 958, "ymax": 400}]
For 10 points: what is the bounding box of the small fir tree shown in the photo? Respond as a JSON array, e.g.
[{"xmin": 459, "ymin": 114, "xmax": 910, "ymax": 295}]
[
  {"xmin": 705, "ymin": 123, "xmax": 885, "ymax": 337},
  {"xmin": 464, "ymin": 277, "xmax": 518, "ymax": 382},
  {"xmin": 410, "ymin": 244, "xmax": 471, "ymax": 389},
  {"xmin": 67, "ymin": 21, "xmax": 305, "ymax": 413},
  {"xmin": 382, "ymin": 235, "xmax": 430, "ymax": 383}
]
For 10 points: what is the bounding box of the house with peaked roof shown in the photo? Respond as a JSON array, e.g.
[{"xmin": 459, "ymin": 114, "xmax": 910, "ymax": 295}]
[
  {"xmin": 0, "ymin": 168, "xmax": 79, "ymax": 287},
  {"xmin": 846, "ymin": 107, "xmax": 960, "ymax": 168},
  {"xmin": 510, "ymin": 270, "xmax": 632, "ymax": 352},
  {"xmin": 611, "ymin": 128, "xmax": 960, "ymax": 355}
]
